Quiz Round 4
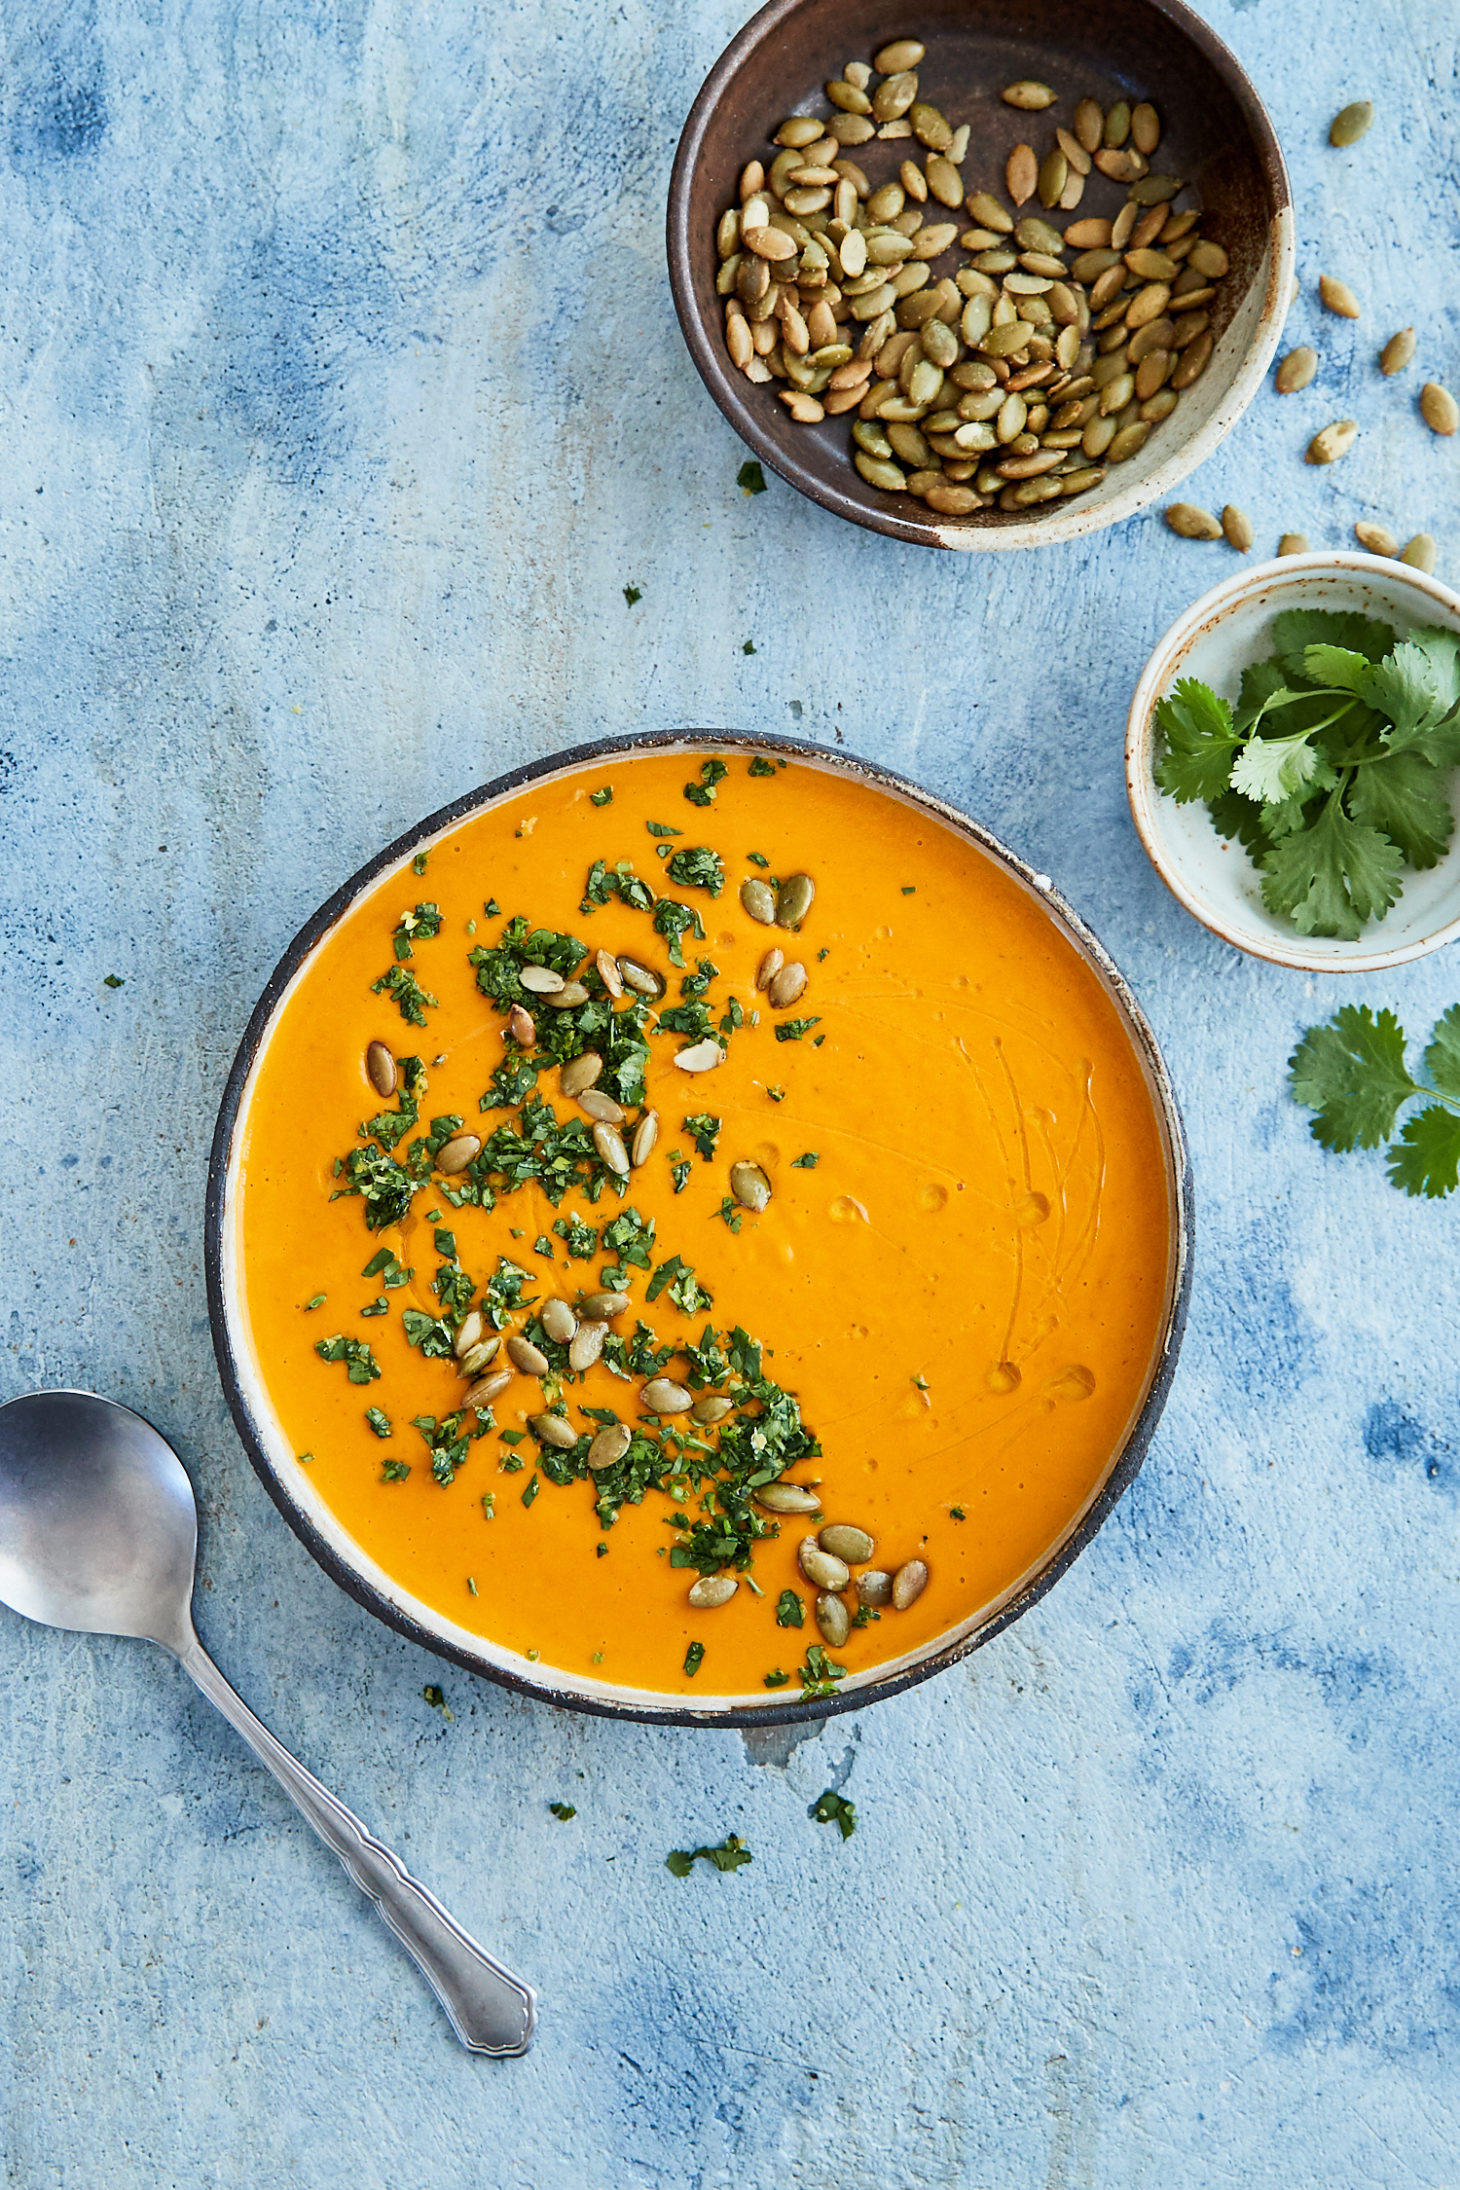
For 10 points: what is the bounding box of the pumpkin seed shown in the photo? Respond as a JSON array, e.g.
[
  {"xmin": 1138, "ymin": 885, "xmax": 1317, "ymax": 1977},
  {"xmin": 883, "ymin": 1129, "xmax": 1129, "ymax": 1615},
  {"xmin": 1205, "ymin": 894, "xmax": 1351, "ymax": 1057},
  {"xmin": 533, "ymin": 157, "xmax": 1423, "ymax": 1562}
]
[
  {"xmin": 1055, "ymin": 127, "xmax": 1091, "ymax": 176},
  {"xmin": 891, "ymin": 1558, "xmax": 929, "ymax": 1610},
  {"xmin": 631, "ymin": 1111, "xmax": 659, "ymax": 1167},
  {"xmin": 1103, "ymin": 99, "xmax": 1131, "ymax": 148},
  {"xmin": 1037, "ymin": 149, "xmax": 1068, "ymax": 209},
  {"xmin": 965, "ymin": 191, "xmax": 1012, "ymax": 234},
  {"xmin": 672, "ymin": 1038, "xmax": 723, "ymax": 1074},
  {"xmin": 1006, "ymin": 143, "xmax": 1037, "ymax": 205},
  {"xmin": 1275, "ymin": 345, "xmax": 1317, "ymax": 393},
  {"xmin": 466, "ymin": 1369, "xmax": 513, "ymax": 1409},
  {"xmin": 925, "ymin": 155, "xmax": 963, "ymax": 208},
  {"xmin": 910, "ymin": 102, "xmax": 952, "ymax": 152},
  {"xmin": 1073, "ymin": 98, "xmax": 1103, "ymax": 154},
  {"xmin": 819, "ymin": 1523, "xmax": 874, "ymax": 1564},
  {"xmin": 756, "ymin": 1481, "xmax": 823, "ymax": 1514},
  {"xmin": 541, "ymin": 1298, "xmax": 577, "ymax": 1346},
  {"xmin": 776, "ymin": 872, "xmax": 815, "ymax": 927},
  {"xmin": 1318, "ymin": 274, "xmax": 1360, "ymax": 319},
  {"xmin": 459, "ymin": 1338, "xmax": 500, "ymax": 1379},
  {"xmin": 642, "ymin": 1377, "xmax": 693, "ymax": 1414},
  {"xmin": 827, "ymin": 79, "xmax": 872, "ymax": 116},
  {"xmin": 507, "ymin": 1002, "xmax": 536, "ymax": 1047},
  {"xmin": 1278, "ymin": 532, "xmax": 1310, "ymax": 556},
  {"xmin": 1354, "ymin": 521, "xmax": 1398, "ymax": 557},
  {"xmin": 856, "ymin": 1570, "xmax": 893, "ymax": 1607},
  {"xmin": 872, "ymin": 70, "xmax": 918, "ymax": 123},
  {"xmin": 365, "ymin": 1041, "xmax": 396, "ymax": 1097},
  {"xmin": 547, "ymin": 981, "xmax": 590, "ymax": 1009},
  {"xmin": 1002, "ymin": 80, "xmax": 1056, "ymax": 109},
  {"xmin": 617, "ymin": 957, "xmax": 663, "ymax": 996},
  {"xmin": 453, "ymin": 1309, "xmax": 486, "ymax": 1360},
  {"xmin": 436, "ymin": 1133, "xmax": 481, "ymax": 1174},
  {"xmin": 519, "ymin": 964, "xmax": 565, "ymax": 995},
  {"xmin": 560, "ymin": 1051, "xmax": 603, "ymax": 1098},
  {"xmin": 1169, "ymin": 333, "xmax": 1212, "ymax": 388},
  {"xmin": 568, "ymin": 1320, "xmax": 606, "ymax": 1372},
  {"xmin": 1400, "ymin": 533, "xmax": 1437, "ymax": 573},
  {"xmin": 729, "ymin": 1160, "xmax": 772, "ymax": 1212},
  {"xmin": 596, "ymin": 949, "xmax": 624, "ymax": 998},
  {"xmin": 1380, "ymin": 327, "xmax": 1416, "ymax": 376},
  {"xmin": 581, "ymin": 1290, "xmax": 631, "ymax": 1319},
  {"xmin": 767, "ymin": 961, "xmax": 808, "ymax": 1009},
  {"xmin": 1307, "ymin": 419, "xmax": 1358, "ymax": 464},
  {"xmin": 816, "ymin": 1593, "xmax": 851, "ymax": 1647},
  {"xmin": 507, "ymin": 1334, "xmax": 550, "ymax": 1376},
  {"xmin": 692, "ymin": 1393, "xmax": 734, "ymax": 1425},
  {"xmin": 774, "ymin": 117, "xmax": 823, "ymax": 149},
  {"xmin": 740, "ymin": 877, "xmax": 778, "ymax": 924},
  {"xmin": 799, "ymin": 1537, "xmax": 851, "ymax": 1591},
  {"xmin": 592, "ymin": 1120, "xmax": 630, "ymax": 1175},
  {"xmin": 587, "ymin": 1422, "xmax": 631, "ymax": 1471},
  {"xmin": 1131, "ymin": 101, "xmax": 1161, "ymax": 154},
  {"xmin": 578, "ymin": 1088, "xmax": 626, "ymax": 1125},
  {"xmin": 531, "ymin": 1412, "xmax": 578, "ymax": 1451},
  {"xmin": 1222, "ymin": 504, "xmax": 1254, "ymax": 552},
  {"xmin": 1165, "ymin": 502, "xmax": 1223, "ymax": 540},
  {"xmin": 874, "ymin": 38, "xmax": 924, "ymax": 72},
  {"xmin": 689, "ymin": 1574, "xmax": 739, "ymax": 1609},
  {"xmin": 1107, "ymin": 421, "xmax": 1150, "ymax": 462},
  {"xmin": 1420, "ymin": 382, "xmax": 1459, "ymax": 436},
  {"xmin": 1329, "ymin": 100, "xmax": 1373, "ymax": 146}
]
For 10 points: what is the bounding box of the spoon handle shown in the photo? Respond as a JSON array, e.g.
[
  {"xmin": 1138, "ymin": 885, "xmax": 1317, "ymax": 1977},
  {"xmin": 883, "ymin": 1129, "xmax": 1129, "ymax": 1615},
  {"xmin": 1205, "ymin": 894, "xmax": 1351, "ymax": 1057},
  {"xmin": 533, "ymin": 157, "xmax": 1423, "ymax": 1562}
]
[{"xmin": 177, "ymin": 1634, "xmax": 536, "ymax": 2056}]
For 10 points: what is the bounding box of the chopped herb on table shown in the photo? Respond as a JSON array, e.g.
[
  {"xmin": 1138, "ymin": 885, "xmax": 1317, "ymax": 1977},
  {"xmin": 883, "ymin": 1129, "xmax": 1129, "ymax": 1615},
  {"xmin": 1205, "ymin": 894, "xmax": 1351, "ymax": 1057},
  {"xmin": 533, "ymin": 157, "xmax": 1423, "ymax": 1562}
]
[
  {"xmin": 549, "ymin": 1801, "xmax": 577, "ymax": 1820},
  {"xmin": 742, "ymin": 640, "xmax": 756, "ymax": 656},
  {"xmin": 666, "ymin": 1834, "xmax": 752, "ymax": 1876},
  {"xmin": 736, "ymin": 460, "xmax": 767, "ymax": 496},
  {"xmin": 1154, "ymin": 610, "xmax": 1460, "ymax": 939},
  {"xmin": 623, "ymin": 584, "xmax": 642, "ymax": 606},
  {"xmin": 422, "ymin": 1685, "xmax": 452, "ymax": 1718},
  {"xmin": 810, "ymin": 1789, "xmax": 857, "ymax": 1840},
  {"xmin": 1290, "ymin": 1002, "xmax": 1460, "ymax": 1197}
]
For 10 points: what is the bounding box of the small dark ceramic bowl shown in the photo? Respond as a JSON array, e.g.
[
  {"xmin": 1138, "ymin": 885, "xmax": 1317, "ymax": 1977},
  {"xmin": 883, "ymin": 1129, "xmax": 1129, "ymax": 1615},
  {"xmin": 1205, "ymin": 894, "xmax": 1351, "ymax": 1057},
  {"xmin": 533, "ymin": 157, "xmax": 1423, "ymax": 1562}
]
[
  {"xmin": 207, "ymin": 734, "xmax": 1192, "ymax": 1727},
  {"xmin": 668, "ymin": 0, "xmax": 1293, "ymax": 550}
]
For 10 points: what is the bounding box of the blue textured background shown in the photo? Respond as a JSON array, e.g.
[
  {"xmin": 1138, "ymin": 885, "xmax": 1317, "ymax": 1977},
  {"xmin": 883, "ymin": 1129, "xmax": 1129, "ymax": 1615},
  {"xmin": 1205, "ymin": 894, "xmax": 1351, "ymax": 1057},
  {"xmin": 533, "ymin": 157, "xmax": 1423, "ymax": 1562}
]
[{"xmin": 2, "ymin": 0, "xmax": 1458, "ymax": 2182}]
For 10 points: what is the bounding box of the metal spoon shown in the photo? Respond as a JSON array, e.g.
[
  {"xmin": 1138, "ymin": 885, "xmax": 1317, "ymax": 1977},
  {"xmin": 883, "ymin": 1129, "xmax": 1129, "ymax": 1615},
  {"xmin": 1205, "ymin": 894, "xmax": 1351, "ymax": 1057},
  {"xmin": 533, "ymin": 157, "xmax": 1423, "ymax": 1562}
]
[{"xmin": 0, "ymin": 1389, "xmax": 536, "ymax": 2056}]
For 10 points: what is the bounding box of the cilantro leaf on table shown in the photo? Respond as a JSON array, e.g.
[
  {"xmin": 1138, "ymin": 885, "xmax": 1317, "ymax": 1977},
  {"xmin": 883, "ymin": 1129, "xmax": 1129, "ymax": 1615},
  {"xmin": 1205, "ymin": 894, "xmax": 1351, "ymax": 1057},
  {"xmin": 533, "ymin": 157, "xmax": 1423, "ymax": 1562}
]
[
  {"xmin": 666, "ymin": 1834, "xmax": 752, "ymax": 1877},
  {"xmin": 1289, "ymin": 1002, "xmax": 1460, "ymax": 1198},
  {"xmin": 1288, "ymin": 1005, "xmax": 1418, "ymax": 1149},
  {"xmin": 810, "ymin": 1789, "xmax": 857, "ymax": 1840},
  {"xmin": 1385, "ymin": 1106, "xmax": 1460, "ymax": 1199}
]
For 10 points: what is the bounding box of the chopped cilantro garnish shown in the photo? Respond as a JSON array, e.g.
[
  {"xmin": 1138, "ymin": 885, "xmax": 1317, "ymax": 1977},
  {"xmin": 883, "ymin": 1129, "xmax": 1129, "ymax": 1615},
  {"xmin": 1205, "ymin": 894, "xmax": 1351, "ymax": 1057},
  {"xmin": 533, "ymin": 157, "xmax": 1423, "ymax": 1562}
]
[
  {"xmin": 549, "ymin": 1801, "xmax": 577, "ymax": 1820},
  {"xmin": 790, "ymin": 1152, "xmax": 819, "ymax": 1169},
  {"xmin": 797, "ymin": 1644, "xmax": 847, "ymax": 1702},
  {"xmin": 381, "ymin": 1459, "xmax": 411, "ymax": 1482},
  {"xmin": 422, "ymin": 1685, "xmax": 450, "ymax": 1715},
  {"xmin": 646, "ymin": 820, "xmax": 682, "ymax": 838},
  {"xmin": 683, "ymin": 1113, "xmax": 720, "ymax": 1160},
  {"xmin": 667, "ymin": 1833, "xmax": 751, "ymax": 1876},
  {"xmin": 371, "ymin": 964, "xmax": 438, "ymax": 1026},
  {"xmin": 589, "ymin": 786, "xmax": 613, "ymax": 806},
  {"xmin": 763, "ymin": 1668, "xmax": 790, "ymax": 1688},
  {"xmin": 297, "ymin": 1451, "xmax": 315, "ymax": 1465},
  {"xmin": 766, "ymin": 1085, "xmax": 786, "ymax": 1103},
  {"xmin": 670, "ymin": 1156, "xmax": 691, "ymax": 1193},
  {"xmin": 742, "ymin": 640, "xmax": 756, "ymax": 655},
  {"xmin": 666, "ymin": 846, "xmax": 725, "ymax": 897},
  {"xmin": 484, "ymin": 897, "xmax": 500, "ymax": 916},
  {"xmin": 810, "ymin": 1789, "xmax": 857, "ymax": 1839},
  {"xmin": 314, "ymin": 1334, "xmax": 381, "ymax": 1384},
  {"xmin": 683, "ymin": 1641, "xmax": 705, "ymax": 1678},
  {"xmin": 302, "ymin": 1293, "xmax": 326, "ymax": 1311},
  {"xmin": 583, "ymin": 858, "xmax": 655, "ymax": 913},
  {"xmin": 775, "ymin": 1017, "xmax": 821, "ymax": 1042},
  {"xmin": 359, "ymin": 1296, "xmax": 388, "ymax": 1317},
  {"xmin": 717, "ymin": 1197, "xmax": 742, "ymax": 1232},
  {"xmin": 402, "ymin": 1307, "xmax": 455, "ymax": 1357},
  {"xmin": 776, "ymin": 1589, "xmax": 805, "ymax": 1628},
  {"xmin": 522, "ymin": 1473, "xmax": 540, "ymax": 1509},
  {"xmin": 412, "ymin": 851, "xmax": 429, "ymax": 875},
  {"xmin": 623, "ymin": 583, "xmax": 642, "ymax": 606},
  {"xmin": 950, "ymin": 1505, "xmax": 966, "ymax": 1520},
  {"xmin": 900, "ymin": 885, "xmax": 916, "ymax": 896},
  {"xmin": 433, "ymin": 1226, "xmax": 457, "ymax": 1259},
  {"xmin": 653, "ymin": 898, "xmax": 705, "ymax": 966},
  {"xmin": 103, "ymin": 973, "xmax": 125, "ymax": 988},
  {"xmin": 748, "ymin": 757, "xmax": 775, "ymax": 778},
  {"xmin": 746, "ymin": 851, "xmax": 770, "ymax": 866},
  {"xmin": 553, "ymin": 1212, "xmax": 600, "ymax": 1258},
  {"xmin": 392, "ymin": 902, "xmax": 443, "ymax": 960},
  {"xmin": 737, "ymin": 460, "xmax": 767, "ymax": 495},
  {"xmin": 683, "ymin": 759, "xmax": 729, "ymax": 808},
  {"xmin": 646, "ymin": 1254, "xmax": 713, "ymax": 1314}
]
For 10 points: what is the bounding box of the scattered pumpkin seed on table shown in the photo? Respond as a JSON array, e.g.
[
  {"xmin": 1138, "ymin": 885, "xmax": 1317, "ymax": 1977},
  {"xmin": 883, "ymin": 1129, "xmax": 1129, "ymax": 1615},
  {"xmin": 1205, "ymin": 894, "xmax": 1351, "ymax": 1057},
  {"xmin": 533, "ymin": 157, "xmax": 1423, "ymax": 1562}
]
[
  {"xmin": 1328, "ymin": 100, "xmax": 1373, "ymax": 146},
  {"xmin": 1278, "ymin": 532, "xmax": 1309, "ymax": 556},
  {"xmin": 1307, "ymin": 419, "xmax": 1358, "ymax": 464},
  {"xmin": 1401, "ymin": 534, "xmax": 1438, "ymax": 573},
  {"xmin": 1274, "ymin": 345, "xmax": 1317, "ymax": 393},
  {"xmin": 1318, "ymin": 274, "xmax": 1360, "ymax": 319},
  {"xmin": 710, "ymin": 48, "xmax": 1234, "ymax": 522},
  {"xmin": 1354, "ymin": 521, "xmax": 1398, "ymax": 556},
  {"xmin": 1420, "ymin": 382, "xmax": 1459, "ymax": 437},
  {"xmin": 1380, "ymin": 328, "xmax": 1415, "ymax": 376}
]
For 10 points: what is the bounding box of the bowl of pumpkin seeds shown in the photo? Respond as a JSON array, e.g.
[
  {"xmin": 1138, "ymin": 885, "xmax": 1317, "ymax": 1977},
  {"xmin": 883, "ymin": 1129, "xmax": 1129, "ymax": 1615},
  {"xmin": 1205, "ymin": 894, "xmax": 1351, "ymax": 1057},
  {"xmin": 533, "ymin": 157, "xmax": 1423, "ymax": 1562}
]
[{"xmin": 668, "ymin": 0, "xmax": 1295, "ymax": 549}]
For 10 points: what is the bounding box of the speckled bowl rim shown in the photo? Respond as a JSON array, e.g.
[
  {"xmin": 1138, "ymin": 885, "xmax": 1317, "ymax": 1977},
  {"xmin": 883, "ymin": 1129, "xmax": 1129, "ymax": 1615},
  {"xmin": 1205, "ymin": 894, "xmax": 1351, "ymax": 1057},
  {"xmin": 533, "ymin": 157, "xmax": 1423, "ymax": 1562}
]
[
  {"xmin": 206, "ymin": 732, "xmax": 1192, "ymax": 1727},
  {"xmin": 666, "ymin": 0, "xmax": 1294, "ymax": 552},
  {"xmin": 1126, "ymin": 551, "xmax": 1460, "ymax": 971}
]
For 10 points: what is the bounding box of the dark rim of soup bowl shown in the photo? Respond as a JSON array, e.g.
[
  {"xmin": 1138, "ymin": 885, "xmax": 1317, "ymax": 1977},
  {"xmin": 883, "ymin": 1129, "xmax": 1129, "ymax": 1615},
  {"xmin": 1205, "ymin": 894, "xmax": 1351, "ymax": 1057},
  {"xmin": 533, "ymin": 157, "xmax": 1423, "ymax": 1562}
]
[
  {"xmin": 206, "ymin": 732, "xmax": 1193, "ymax": 1727},
  {"xmin": 667, "ymin": 0, "xmax": 1292, "ymax": 550}
]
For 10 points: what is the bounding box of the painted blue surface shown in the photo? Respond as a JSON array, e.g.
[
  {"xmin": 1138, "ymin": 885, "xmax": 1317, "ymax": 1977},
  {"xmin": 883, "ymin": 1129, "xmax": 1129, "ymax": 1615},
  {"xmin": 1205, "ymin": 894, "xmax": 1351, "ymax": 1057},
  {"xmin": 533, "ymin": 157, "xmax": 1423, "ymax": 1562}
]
[{"xmin": 1, "ymin": 0, "xmax": 1458, "ymax": 2181}]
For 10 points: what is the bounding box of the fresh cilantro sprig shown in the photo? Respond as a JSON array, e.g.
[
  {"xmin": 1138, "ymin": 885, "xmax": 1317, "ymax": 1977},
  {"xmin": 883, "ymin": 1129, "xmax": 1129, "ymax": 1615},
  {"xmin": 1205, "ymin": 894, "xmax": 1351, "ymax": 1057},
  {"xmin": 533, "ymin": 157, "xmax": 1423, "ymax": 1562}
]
[
  {"xmin": 1154, "ymin": 611, "xmax": 1460, "ymax": 940},
  {"xmin": 1289, "ymin": 1003, "xmax": 1460, "ymax": 1197}
]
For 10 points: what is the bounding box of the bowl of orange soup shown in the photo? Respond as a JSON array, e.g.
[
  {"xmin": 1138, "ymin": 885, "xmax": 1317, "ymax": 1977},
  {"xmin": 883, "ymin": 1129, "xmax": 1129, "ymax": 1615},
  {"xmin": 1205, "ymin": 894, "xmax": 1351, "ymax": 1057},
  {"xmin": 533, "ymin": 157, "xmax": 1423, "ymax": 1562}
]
[{"xmin": 207, "ymin": 735, "xmax": 1190, "ymax": 1723}]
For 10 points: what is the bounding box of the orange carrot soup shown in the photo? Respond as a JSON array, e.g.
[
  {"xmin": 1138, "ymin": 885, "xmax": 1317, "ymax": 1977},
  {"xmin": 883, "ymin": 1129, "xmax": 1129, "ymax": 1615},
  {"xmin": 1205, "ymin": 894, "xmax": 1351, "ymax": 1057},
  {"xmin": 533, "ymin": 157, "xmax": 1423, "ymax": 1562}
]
[{"xmin": 226, "ymin": 748, "xmax": 1178, "ymax": 1705}]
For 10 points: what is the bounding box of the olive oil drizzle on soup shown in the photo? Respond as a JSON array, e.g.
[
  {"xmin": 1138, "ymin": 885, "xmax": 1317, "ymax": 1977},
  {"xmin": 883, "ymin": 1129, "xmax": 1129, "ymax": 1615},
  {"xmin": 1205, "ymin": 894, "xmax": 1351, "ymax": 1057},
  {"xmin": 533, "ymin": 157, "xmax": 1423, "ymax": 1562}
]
[{"xmin": 235, "ymin": 753, "xmax": 1174, "ymax": 1698}]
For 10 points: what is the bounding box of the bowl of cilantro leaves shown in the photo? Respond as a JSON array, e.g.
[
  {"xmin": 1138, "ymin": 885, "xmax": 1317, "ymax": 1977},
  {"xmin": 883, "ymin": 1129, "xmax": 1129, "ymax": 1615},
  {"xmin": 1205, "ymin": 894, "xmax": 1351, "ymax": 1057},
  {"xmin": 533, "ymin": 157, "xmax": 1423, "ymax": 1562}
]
[{"xmin": 1127, "ymin": 551, "xmax": 1460, "ymax": 970}]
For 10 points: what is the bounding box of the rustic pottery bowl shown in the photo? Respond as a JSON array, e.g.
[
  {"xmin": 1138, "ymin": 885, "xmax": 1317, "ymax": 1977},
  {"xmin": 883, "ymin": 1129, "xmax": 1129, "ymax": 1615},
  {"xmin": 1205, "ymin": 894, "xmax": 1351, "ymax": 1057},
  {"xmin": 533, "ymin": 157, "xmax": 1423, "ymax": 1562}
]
[
  {"xmin": 667, "ymin": 0, "xmax": 1294, "ymax": 551},
  {"xmin": 208, "ymin": 733, "xmax": 1191, "ymax": 1726},
  {"xmin": 1126, "ymin": 552, "xmax": 1460, "ymax": 971}
]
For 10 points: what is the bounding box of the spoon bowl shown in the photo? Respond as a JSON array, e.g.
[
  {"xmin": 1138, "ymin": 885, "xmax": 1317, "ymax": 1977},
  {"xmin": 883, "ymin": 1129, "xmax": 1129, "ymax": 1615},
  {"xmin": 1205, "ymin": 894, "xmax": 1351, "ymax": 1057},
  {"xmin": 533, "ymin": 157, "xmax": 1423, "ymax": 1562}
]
[{"xmin": 0, "ymin": 1388, "xmax": 535, "ymax": 2055}]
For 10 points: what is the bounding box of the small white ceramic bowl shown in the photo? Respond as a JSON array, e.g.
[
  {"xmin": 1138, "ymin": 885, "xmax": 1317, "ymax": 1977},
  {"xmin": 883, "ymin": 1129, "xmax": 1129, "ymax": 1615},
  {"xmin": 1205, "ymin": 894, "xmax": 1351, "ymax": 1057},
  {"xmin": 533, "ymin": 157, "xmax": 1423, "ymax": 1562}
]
[{"xmin": 1126, "ymin": 551, "xmax": 1460, "ymax": 972}]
